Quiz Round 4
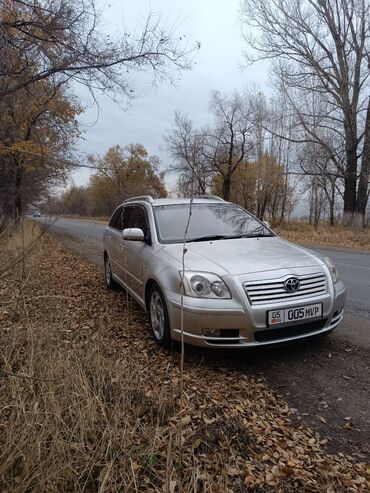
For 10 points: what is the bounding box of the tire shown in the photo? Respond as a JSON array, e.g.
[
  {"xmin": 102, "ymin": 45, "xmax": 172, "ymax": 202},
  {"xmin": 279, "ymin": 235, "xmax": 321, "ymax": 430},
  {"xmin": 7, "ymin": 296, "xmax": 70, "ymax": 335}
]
[
  {"xmin": 104, "ymin": 255, "xmax": 119, "ymax": 290},
  {"xmin": 148, "ymin": 284, "xmax": 171, "ymax": 348}
]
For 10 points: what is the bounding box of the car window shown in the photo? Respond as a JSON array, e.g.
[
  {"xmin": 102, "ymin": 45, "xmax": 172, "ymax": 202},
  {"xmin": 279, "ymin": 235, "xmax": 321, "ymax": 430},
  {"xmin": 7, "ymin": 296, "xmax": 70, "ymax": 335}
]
[
  {"xmin": 122, "ymin": 207, "xmax": 134, "ymax": 230},
  {"xmin": 109, "ymin": 206, "xmax": 123, "ymax": 230},
  {"xmin": 129, "ymin": 206, "xmax": 149, "ymax": 235}
]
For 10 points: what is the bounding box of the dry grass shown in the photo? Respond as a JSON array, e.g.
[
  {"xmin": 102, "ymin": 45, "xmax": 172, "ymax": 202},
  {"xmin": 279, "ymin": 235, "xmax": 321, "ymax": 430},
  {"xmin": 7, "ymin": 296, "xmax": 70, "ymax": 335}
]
[
  {"xmin": 275, "ymin": 221, "xmax": 370, "ymax": 251},
  {"xmin": 0, "ymin": 226, "xmax": 368, "ymax": 492},
  {"xmin": 0, "ymin": 220, "xmax": 44, "ymax": 275},
  {"xmin": 2, "ymin": 218, "xmax": 41, "ymax": 248}
]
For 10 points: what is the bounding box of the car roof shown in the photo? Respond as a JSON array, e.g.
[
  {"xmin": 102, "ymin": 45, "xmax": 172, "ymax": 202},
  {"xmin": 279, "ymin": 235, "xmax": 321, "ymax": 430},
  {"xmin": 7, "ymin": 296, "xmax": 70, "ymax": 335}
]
[
  {"xmin": 122, "ymin": 195, "xmax": 226, "ymax": 207},
  {"xmin": 151, "ymin": 198, "xmax": 224, "ymax": 206}
]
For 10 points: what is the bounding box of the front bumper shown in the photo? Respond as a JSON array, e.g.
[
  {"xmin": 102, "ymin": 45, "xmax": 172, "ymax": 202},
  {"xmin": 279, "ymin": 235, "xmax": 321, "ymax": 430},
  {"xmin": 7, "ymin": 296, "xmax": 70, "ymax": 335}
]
[{"xmin": 165, "ymin": 280, "xmax": 346, "ymax": 349}]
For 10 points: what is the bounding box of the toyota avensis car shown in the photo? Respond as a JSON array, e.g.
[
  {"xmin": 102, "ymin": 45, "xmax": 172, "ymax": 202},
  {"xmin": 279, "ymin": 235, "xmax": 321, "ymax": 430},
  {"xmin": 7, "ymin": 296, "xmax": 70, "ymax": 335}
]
[{"xmin": 103, "ymin": 195, "xmax": 346, "ymax": 348}]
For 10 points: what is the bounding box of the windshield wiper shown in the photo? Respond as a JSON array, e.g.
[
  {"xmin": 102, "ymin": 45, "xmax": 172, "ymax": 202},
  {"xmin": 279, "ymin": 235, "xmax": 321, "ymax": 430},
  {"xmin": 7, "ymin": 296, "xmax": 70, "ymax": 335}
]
[
  {"xmin": 185, "ymin": 234, "xmax": 228, "ymax": 243},
  {"xmin": 185, "ymin": 233, "xmax": 274, "ymax": 243},
  {"xmin": 226, "ymin": 233, "xmax": 274, "ymax": 239}
]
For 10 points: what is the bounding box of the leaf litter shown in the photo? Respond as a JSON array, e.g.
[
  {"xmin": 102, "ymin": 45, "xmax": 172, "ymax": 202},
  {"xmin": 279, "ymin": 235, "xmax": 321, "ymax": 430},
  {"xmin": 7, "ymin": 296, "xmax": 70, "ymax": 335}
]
[{"xmin": 0, "ymin": 232, "xmax": 368, "ymax": 492}]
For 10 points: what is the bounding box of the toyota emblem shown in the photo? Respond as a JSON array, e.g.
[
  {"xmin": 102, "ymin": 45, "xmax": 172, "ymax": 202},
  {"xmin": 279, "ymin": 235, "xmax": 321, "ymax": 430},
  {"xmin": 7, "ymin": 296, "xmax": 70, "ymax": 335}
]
[{"xmin": 284, "ymin": 277, "xmax": 300, "ymax": 292}]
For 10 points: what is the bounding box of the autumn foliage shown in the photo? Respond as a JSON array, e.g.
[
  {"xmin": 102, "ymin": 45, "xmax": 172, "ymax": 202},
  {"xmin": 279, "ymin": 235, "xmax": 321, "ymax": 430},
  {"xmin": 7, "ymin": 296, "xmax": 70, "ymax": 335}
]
[
  {"xmin": 50, "ymin": 144, "xmax": 167, "ymax": 217},
  {"xmin": 212, "ymin": 153, "xmax": 295, "ymax": 222},
  {"xmin": 0, "ymin": 78, "xmax": 81, "ymax": 226}
]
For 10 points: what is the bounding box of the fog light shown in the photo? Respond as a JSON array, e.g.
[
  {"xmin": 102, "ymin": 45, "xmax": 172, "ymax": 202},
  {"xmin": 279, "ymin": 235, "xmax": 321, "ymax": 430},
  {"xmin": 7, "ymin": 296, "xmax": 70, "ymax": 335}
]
[{"xmin": 202, "ymin": 328, "xmax": 221, "ymax": 337}]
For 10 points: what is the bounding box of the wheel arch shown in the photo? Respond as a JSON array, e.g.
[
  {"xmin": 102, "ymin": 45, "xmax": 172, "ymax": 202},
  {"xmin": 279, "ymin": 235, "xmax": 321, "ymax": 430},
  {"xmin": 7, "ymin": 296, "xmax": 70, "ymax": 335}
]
[{"xmin": 145, "ymin": 278, "xmax": 159, "ymax": 311}]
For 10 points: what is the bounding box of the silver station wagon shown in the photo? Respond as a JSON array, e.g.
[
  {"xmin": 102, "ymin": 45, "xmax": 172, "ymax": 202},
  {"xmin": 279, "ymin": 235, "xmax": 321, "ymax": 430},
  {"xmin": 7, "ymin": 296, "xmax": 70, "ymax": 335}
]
[{"xmin": 103, "ymin": 195, "xmax": 346, "ymax": 348}]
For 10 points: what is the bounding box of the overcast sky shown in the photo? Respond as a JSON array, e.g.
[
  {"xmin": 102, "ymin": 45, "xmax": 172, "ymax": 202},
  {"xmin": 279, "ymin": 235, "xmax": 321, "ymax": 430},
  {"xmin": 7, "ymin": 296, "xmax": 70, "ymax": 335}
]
[{"xmin": 72, "ymin": 0, "xmax": 269, "ymax": 193}]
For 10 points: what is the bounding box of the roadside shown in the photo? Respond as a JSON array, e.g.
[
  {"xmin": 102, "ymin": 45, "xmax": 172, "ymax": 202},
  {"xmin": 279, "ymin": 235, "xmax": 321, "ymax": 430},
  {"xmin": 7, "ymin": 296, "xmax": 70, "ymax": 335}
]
[
  {"xmin": 0, "ymin": 226, "xmax": 368, "ymax": 492},
  {"xmin": 274, "ymin": 222, "xmax": 370, "ymax": 252}
]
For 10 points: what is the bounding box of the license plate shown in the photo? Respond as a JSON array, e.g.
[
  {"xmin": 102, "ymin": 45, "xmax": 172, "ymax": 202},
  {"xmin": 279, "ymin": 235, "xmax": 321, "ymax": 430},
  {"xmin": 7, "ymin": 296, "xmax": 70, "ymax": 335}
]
[{"xmin": 268, "ymin": 303, "xmax": 322, "ymax": 326}]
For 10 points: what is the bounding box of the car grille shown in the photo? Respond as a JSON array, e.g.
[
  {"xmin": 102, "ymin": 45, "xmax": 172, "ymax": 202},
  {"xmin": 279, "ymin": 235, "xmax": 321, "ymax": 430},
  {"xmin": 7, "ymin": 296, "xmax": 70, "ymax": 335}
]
[
  {"xmin": 243, "ymin": 273, "xmax": 327, "ymax": 305},
  {"xmin": 254, "ymin": 319, "xmax": 328, "ymax": 342}
]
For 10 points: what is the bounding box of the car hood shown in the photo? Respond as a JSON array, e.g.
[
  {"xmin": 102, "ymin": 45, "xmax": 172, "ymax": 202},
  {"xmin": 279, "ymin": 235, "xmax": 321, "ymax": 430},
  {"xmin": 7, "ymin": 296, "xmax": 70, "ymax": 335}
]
[{"xmin": 162, "ymin": 237, "xmax": 324, "ymax": 276}]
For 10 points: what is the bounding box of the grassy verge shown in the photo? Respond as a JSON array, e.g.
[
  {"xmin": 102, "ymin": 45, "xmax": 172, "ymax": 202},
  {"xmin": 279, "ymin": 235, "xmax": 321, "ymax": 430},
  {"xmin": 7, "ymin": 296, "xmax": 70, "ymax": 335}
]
[
  {"xmin": 0, "ymin": 225, "xmax": 368, "ymax": 492},
  {"xmin": 275, "ymin": 221, "xmax": 370, "ymax": 251}
]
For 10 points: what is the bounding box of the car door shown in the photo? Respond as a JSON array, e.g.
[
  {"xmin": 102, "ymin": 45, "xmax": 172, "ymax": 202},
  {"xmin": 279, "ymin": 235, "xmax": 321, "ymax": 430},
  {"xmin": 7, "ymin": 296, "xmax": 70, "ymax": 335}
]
[{"xmin": 123, "ymin": 205, "xmax": 151, "ymax": 300}]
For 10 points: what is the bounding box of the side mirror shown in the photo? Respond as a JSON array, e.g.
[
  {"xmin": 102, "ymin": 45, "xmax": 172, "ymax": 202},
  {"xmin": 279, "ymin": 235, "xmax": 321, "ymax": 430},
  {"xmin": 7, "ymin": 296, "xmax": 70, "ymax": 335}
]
[
  {"xmin": 122, "ymin": 228, "xmax": 145, "ymax": 241},
  {"xmin": 263, "ymin": 220, "xmax": 271, "ymax": 229}
]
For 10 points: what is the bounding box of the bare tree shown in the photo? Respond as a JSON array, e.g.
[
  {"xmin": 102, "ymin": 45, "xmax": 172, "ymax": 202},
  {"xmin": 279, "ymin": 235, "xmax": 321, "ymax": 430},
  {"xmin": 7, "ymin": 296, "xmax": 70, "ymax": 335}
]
[
  {"xmin": 166, "ymin": 89, "xmax": 297, "ymax": 215},
  {"xmin": 203, "ymin": 90, "xmax": 255, "ymax": 200},
  {"xmin": 165, "ymin": 113, "xmax": 211, "ymax": 195},
  {"xmin": 241, "ymin": 0, "xmax": 370, "ymax": 227},
  {"xmin": 0, "ymin": 0, "xmax": 195, "ymax": 100},
  {"xmin": 271, "ymin": 99, "xmax": 296, "ymax": 223},
  {"xmin": 291, "ymin": 90, "xmax": 345, "ymax": 226},
  {"xmin": 165, "ymin": 92, "xmax": 255, "ymax": 200}
]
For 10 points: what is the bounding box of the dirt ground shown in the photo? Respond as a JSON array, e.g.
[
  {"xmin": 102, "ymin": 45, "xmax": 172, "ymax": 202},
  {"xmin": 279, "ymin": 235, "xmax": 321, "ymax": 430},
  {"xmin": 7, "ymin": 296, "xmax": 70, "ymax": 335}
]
[
  {"xmin": 191, "ymin": 338, "xmax": 370, "ymax": 458},
  {"xmin": 54, "ymin": 232, "xmax": 370, "ymax": 460}
]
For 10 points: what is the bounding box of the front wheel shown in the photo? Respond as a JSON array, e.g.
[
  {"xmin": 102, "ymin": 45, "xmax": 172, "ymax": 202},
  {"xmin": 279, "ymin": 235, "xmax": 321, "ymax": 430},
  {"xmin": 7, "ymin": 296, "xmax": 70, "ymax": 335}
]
[{"xmin": 148, "ymin": 284, "xmax": 171, "ymax": 348}]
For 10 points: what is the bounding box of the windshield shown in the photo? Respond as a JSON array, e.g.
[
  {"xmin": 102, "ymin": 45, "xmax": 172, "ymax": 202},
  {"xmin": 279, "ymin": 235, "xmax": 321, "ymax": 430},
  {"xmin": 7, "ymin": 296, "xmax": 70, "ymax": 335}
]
[{"xmin": 153, "ymin": 203, "xmax": 274, "ymax": 244}]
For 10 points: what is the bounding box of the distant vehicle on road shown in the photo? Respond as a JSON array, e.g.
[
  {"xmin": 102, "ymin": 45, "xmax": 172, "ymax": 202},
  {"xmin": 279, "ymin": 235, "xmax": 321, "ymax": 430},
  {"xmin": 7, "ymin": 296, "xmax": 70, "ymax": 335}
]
[
  {"xmin": 33, "ymin": 211, "xmax": 42, "ymax": 217},
  {"xmin": 103, "ymin": 195, "xmax": 346, "ymax": 348}
]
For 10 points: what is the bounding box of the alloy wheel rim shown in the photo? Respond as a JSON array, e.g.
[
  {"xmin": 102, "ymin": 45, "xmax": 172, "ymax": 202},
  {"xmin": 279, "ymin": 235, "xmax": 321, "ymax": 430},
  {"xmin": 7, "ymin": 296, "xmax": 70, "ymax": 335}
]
[{"xmin": 150, "ymin": 291, "xmax": 165, "ymax": 340}]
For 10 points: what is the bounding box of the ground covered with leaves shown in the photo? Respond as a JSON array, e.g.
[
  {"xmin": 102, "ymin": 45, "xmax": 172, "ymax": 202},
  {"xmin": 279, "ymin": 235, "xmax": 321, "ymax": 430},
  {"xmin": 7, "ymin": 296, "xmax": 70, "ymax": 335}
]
[
  {"xmin": 275, "ymin": 222, "xmax": 370, "ymax": 251},
  {"xmin": 0, "ymin": 227, "xmax": 369, "ymax": 492}
]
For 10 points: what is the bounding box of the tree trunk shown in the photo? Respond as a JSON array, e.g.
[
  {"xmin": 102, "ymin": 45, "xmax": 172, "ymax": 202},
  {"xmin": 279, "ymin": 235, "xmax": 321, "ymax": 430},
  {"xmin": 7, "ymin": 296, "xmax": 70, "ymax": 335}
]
[
  {"xmin": 353, "ymin": 97, "xmax": 370, "ymax": 229},
  {"xmin": 279, "ymin": 165, "xmax": 289, "ymax": 224},
  {"xmin": 342, "ymin": 120, "xmax": 358, "ymax": 225},
  {"xmin": 259, "ymin": 197, "xmax": 267, "ymax": 220},
  {"xmin": 222, "ymin": 173, "xmax": 232, "ymax": 201},
  {"xmin": 329, "ymin": 183, "xmax": 335, "ymax": 227},
  {"xmin": 314, "ymin": 187, "xmax": 321, "ymax": 230},
  {"xmin": 14, "ymin": 160, "xmax": 23, "ymax": 224},
  {"xmin": 309, "ymin": 190, "xmax": 313, "ymax": 224}
]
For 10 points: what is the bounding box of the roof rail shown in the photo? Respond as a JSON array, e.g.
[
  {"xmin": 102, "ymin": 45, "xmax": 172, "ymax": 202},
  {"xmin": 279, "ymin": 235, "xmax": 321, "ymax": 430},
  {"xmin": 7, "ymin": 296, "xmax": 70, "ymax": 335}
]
[
  {"xmin": 193, "ymin": 194, "xmax": 224, "ymax": 202},
  {"xmin": 124, "ymin": 195, "xmax": 154, "ymax": 204}
]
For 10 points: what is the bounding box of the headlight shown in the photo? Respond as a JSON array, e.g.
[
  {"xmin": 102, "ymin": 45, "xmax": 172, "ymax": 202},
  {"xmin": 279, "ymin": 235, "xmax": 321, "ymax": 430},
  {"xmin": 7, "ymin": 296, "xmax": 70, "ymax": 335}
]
[
  {"xmin": 179, "ymin": 271, "xmax": 231, "ymax": 299},
  {"xmin": 324, "ymin": 257, "xmax": 340, "ymax": 284}
]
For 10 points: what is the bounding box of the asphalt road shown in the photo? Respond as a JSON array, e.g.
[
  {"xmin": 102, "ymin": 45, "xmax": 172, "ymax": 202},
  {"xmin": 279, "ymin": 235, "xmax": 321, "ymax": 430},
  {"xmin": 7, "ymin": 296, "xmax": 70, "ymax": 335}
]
[{"xmin": 38, "ymin": 216, "xmax": 370, "ymax": 347}]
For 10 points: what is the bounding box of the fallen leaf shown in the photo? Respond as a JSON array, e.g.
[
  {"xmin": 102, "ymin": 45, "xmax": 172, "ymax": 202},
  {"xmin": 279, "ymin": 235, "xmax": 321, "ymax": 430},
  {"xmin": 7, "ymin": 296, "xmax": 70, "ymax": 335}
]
[
  {"xmin": 180, "ymin": 415, "xmax": 191, "ymax": 427},
  {"xmin": 192, "ymin": 438, "xmax": 201, "ymax": 450}
]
